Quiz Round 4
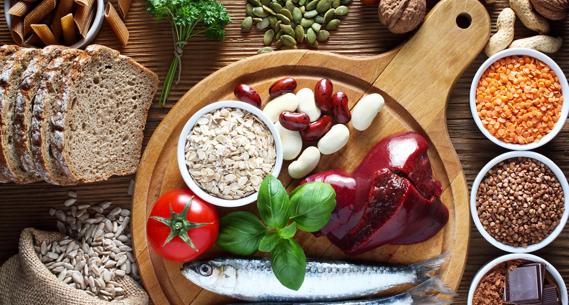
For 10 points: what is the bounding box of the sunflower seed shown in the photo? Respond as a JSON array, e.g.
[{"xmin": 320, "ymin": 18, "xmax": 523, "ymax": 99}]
[{"xmin": 64, "ymin": 198, "xmax": 77, "ymax": 207}]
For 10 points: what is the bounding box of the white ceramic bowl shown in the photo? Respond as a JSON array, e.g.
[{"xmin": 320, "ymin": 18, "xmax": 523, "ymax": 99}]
[
  {"xmin": 470, "ymin": 151, "xmax": 569, "ymax": 253},
  {"xmin": 177, "ymin": 101, "xmax": 283, "ymax": 208},
  {"xmin": 4, "ymin": 0, "xmax": 104, "ymax": 49},
  {"xmin": 468, "ymin": 253, "xmax": 568, "ymax": 305},
  {"xmin": 470, "ymin": 48, "xmax": 569, "ymax": 150}
]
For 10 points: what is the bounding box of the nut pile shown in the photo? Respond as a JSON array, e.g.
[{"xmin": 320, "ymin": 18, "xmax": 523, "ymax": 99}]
[
  {"xmin": 36, "ymin": 192, "xmax": 138, "ymax": 301},
  {"xmin": 240, "ymin": 0, "xmax": 350, "ymax": 52},
  {"xmin": 476, "ymin": 157, "xmax": 564, "ymax": 247},
  {"xmin": 476, "ymin": 55, "xmax": 563, "ymax": 145},
  {"xmin": 185, "ymin": 107, "xmax": 276, "ymax": 199}
]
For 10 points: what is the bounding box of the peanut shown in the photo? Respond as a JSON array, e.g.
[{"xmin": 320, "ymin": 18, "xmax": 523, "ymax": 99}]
[
  {"xmin": 509, "ymin": 0, "xmax": 550, "ymax": 34},
  {"xmin": 510, "ymin": 35, "xmax": 562, "ymax": 53},
  {"xmin": 485, "ymin": 8, "xmax": 516, "ymax": 57}
]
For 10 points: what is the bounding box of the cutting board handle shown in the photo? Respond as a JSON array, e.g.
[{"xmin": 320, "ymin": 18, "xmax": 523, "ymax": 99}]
[{"xmin": 373, "ymin": 0, "xmax": 490, "ymax": 133}]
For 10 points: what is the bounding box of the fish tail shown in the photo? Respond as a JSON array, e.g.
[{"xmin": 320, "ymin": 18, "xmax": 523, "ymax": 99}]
[
  {"xmin": 411, "ymin": 253, "xmax": 449, "ymax": 283},
  {"xmin": 410, "ymin": 277, "xmax": 456, "ymax": 297},
  {"xmin": 410, "ymin": 295, "xmax": 452, "ymax": 305}
]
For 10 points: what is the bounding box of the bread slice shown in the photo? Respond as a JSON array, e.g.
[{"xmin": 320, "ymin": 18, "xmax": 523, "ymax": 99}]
[
  {"xmin": 0, "ymin": 45, "xmax": 20, "ymax": 182},
  {"xmin": 50, "ymin": 44, "xmax": 158, "ymax": 183},
  {"xmin": 0, "ymin": 48, "xmax": 42, "ymax": 183},
  {"xmin": 14, "ymin": 46, "xmax": 66, "ymax": 179},
  {"xmin": 31, "ymin": 48, "xmax": 85, "ymax": 185}
]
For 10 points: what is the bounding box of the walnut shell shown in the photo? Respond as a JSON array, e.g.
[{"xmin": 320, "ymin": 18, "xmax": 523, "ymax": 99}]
[
  {"xmin": 530, "ymin": 0, "xmax": 569, "ymax": 20},
  {"xmin": 378, "ymin": 0, "xmax": 427, "ymax": 34}
]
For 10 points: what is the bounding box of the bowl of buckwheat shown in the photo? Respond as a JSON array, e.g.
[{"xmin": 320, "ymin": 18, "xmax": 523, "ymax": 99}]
[
  {"xmin": 177, "ymin": 101, "xmax": 283, "ymax": 208},
  {"xmin": 470, "ymin": 151, "xmax": 569, "ymax": 253}
]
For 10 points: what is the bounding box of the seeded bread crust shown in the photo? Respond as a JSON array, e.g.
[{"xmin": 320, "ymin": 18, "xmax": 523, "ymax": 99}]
[
  {"xmin": 51, "ymin": 44, "xmax": 158, "ymax": 183},
  {"xmin": 14, "ymin": 46, "xmax": 66, "ymax": 178},
  {"xmin": 0, "ymin": 48, "xmax": 41, "ymax": 183},
  {"xmin": 31, "ymin": 48, "xmax": 84, "ymax": 185},
  {"xmin": 0, "ymin": 45, "xmax": 20, "ymax": 182}
]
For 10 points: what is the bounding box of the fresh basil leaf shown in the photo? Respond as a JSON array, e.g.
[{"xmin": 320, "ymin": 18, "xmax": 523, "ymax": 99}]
[
  {"xmin": 271, "ymin": 239, "xmax": 306, "ymax": 290},
  {"xmin": 258, "ymin": 232, "xmax": 281, "ymax": 252},
  {"xmin": 257, "ymin": 175, "xmax": 290, "ymax": 229},
  {"xmin": 290, "ymin": 182, "xmax": 336, "ymax": 232},
  {"xmin": 217, "ymin": 212, "xmax": 265, "ymax": 255},
  {"xmin": 278, "ymin": 222, "xmax": 297, "ymax": 239}
]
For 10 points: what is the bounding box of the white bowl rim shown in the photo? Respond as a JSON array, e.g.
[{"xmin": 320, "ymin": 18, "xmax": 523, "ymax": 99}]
[
  {"xmin": 467, "ymin": 253, "xmax": 568, "ymax": 305},
  {"xmin": 177, "ymin": 100, "xmax": 283, "ymax": 208},
  {"xmin": 3, "ymin": 0, "xmax": 104, "ymax": 49},
  {"xmin": 469, "ymin": 48, "xmax": 569, "ymax": 150},
  {"xmin": 470, "ymin": 151, "xmax": 569, "ymax": 253}
]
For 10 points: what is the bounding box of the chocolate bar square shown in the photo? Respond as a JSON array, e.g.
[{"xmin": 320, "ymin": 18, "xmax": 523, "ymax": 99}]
[{"xmin": 504, "ymin": 264, "xmax": 543, "ymax": 304}]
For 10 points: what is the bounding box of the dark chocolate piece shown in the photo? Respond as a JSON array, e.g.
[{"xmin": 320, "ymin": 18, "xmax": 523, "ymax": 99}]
[
  {"xmin": 505, "ymin": 264, "xmax": 543, "ymax": 303},
  {"xmin": 541, "ymin": 285, "xmax": 560, "ymax": 305}
]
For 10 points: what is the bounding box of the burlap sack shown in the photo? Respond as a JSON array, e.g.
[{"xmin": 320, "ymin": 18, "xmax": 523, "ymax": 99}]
[{"xmin": 0, "ymin": 228, "xmax": 149, "ymax": 305}]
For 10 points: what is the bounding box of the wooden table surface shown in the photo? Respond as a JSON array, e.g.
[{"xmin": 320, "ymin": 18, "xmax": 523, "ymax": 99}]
[{"xmin": 0, "ymin": 0, "xmax": 568, "ymax": 304}]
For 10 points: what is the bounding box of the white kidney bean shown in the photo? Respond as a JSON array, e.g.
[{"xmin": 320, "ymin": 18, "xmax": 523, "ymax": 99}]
[
  {"xmin": 263, "ymin": 93, "xmax": 299, "ymax": 122},
  {"xmin": 275, "ymin": 122, "xmax": 302, "ymax": 160},
  {"xmin": 351, "ymin": 93, "xmax": 384, "ymax": 131},
  {"xmin": 317, "ymin": 124, "xmax": 349, "ymax": 155},
  {"xmin": 288, "ymin": 146, "xmax": 321, "ymax": 179},
  {"xmin": 296, "ymin": 88, "xmax": 321, "ymax": 122}
]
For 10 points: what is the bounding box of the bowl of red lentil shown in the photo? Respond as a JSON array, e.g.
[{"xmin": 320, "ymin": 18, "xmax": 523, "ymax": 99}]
[
  {"xmin": 470, "ymin": 151, "xmax": 569, "ymax": 253},
  {"xmin": 468, "ymin": 254, "xmax": 568, "ymax": 305},
  {"xmin": 470, "ymin": 48, "xmax": 569, "ymax": 150}
]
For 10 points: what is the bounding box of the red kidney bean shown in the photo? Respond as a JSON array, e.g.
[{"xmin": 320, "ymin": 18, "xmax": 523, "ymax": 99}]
[
  {"xmin": 301, "ymin": 115, "xmax": 333, "ymax": 142},
  {"xmin": 332, "ymin": 91, "xmax": 351, "ymax": 124},
  {"xmin": 234, "ymin": 84, "xmax": 261, "ymax": 108},
  {"xmin": 279, "ymin": 111, "xmax": 310, "ymax": 131},
  {"xmin": 269, "ymin": 77, "xmax": 297, "ymax": 98},
  {"xmin": 314, "ymin": 79, "xmax": 333, "ymax": 112}
]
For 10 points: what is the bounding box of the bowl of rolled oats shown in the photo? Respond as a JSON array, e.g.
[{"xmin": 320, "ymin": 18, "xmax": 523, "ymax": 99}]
[{"xmin": 177, "ymin": 101, "xmax": 283, "ymax": 208}]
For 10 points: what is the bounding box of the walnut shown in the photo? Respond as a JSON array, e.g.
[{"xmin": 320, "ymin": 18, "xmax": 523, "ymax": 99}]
[
  {"xmin": 378, "ymin": 0, "xmax": 427, "ymax": 34},
  {"xmin": 530, "ymin": 0, "xmax": 569, "ymax": 20}
]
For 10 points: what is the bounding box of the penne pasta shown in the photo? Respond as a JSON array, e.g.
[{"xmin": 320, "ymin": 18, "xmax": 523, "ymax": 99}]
[
  {"xmin": 105, "ymin": 3, "xmax": 129, "ymax": 47},
  {"xmin": 61, "ymin": 13, "xmax": 78, "ymax": 45},
  {"xmin": 74, "ymin": 0, "xmax": 95, "ymax": 37},
  {"xmin": 9, "ymin": 2, "xmax": 31, "ymax": 17},
  {"xmin": 50, "ymin": 0, "xmax": 74, "ymax": 39},
  {"xmin": 118, "ymin": 0, "xmax": 132, "ymax": 19},
  {"xmin": 10, "ymin": 17, "xmax": 25, "ymax": 46},
  {"xmin": 23, "ymin": 0, "xmax": 56, "ymax": 36},
  {"xmin": 31, "ymin": 24, "xmax": 57, "ymax": 45},
  {"xmin": 75, "ymin": 6, "xmax": 94, "ymax": 37}
]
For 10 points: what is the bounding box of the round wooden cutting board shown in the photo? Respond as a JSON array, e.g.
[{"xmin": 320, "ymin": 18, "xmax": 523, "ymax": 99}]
[{"xmin": 132, "ymin": 0, "xmax": 490, "ymax": 304}]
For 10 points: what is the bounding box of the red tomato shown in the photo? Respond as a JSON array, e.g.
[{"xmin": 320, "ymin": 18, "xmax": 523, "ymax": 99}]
[{"xmin": 147, "ymin": 189, "xmax": 219, "ymax": 262}]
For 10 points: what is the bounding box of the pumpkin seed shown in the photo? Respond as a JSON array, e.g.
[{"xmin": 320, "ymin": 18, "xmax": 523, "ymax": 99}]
[
  {"xmin": 315, "ymin": 16, "xmax": 325, "ymax": 24},
  {"xmin": 285, "ymin": 0, "xmax": 295, "ymax": 11},
  {"xmin": 263, "ymin": 5, "xmax": 277, "ymax": 15},
  {"xmin": 257, "ymin": 47, "xmax": 274, "ymax": 54},
  {"xmin": 275, "ymin": 30, "xmax": 282, "ymax": 40},
  {"xmin": 241, "ymin": 17, "xmax": 253, "ymax": 31},
  {"xmin": 261, "ymin": 0, "xmax": 270, "ymax": 5},
  {"xmin": 332, "ymin": 0, "xmax": 341, "ymax": 7},
  {"xmin": 274, "ymin": 20, "xmax": 282, "ymax": 31},
  {"xmin": 301, "ymin": 17, "xmax": 314, "ymax": 28},
  {"xmin": 253, "ymin": 17, "xmax": 264, "ymax": 23},
  {"xmin": 334, "ymin": 5, "xmax": 348, "ymax": 16},
  {"xmin": 264, "ymin": 29, "xmax": 275, "ymax": 45},
  {"xmin": 277, "ymin": 13, "xmax": 291, "ymax": 24},
  {"xmin": 304, "ymin": 10, "xmax": 318, "ymax": 18},
  {"xmin": 295, "ymin": 25, "xmax": 305, "ymax": 43},
  {"xmin": 280, "ymin": 24, "xmax": 295, "ymax": 36},
  {"xmin": 292, "ymin": 7, "xmax": 303, "ymax": 23},
  {"xmin": 271, "ymin": 2, "xmax": 283, "ymax": 12},
  {"xmin": 300, "ymin": 5, "xmax": 306, "ymax": 13},
  {"xmin": 280, "ymin": 8, "xmax": 293, "ymax": 20},
  {"xmin": 306, "ymin": 0, "xmax": 319, "ymax": 10},
  {"xmin": 306, "ymin": 28, "xmax": 317, "ymax": 44},
  {"xmin": 248, "ymin": 0, "xmax": 262, "ymax": 6},
  {"xmin": 324, "ymin": 9, "xmax": 335, "ymax": 23},
  {"xmin": 257, "ymin": 17, "xmax": 270, "ymax": 30},
  {"xmin": 316, "ymin": 0, "xmax": 331, "ymax": 13},
  {"xmin": 299, "ymin": 0, "xmax": 307, "ymax": 6},
  {"xmin": 269, "ymin": 16, "xmax": 278, "ymax": 27},
  {"xmin": 317, "ymin": 29, "xmax": 329, "ymax": 42},
  {"xmin": 281, "ymin": 34, "xmax": 297, "ymax": 47},
  {"xmin": 311, "ymin": 22, "xmax": 321, "ymax": 32},
  {"xmin": 253, "ymin": 7, "xmax": 269, "ymax": 17},
  {"xmin": 246, "ymin": 4, "xmax": 253, "ymax": 16},
  {"xmin": 325, "ymin": 18, "xmax": 341, "ymax": 30}
]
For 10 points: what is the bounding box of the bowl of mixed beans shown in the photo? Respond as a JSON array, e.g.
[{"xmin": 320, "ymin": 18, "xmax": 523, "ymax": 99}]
[{"xmin": 470, "ymin": 48, "xmax": 569, "ymax": 150}]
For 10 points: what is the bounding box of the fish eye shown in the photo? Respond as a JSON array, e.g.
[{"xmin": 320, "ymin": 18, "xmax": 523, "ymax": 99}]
[{"xmin": 197, "ymin": 263, "xmax": 213, "ymax": 276}]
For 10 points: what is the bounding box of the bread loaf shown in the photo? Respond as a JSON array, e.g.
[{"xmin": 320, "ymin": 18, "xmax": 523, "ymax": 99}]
[{"xmin": 0, "ymin": 45, "xmax": 20, "ymax": 182}]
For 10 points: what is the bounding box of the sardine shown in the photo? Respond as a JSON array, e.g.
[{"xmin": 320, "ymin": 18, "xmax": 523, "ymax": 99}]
[
  {"xmin": 181, "ymin": 255, "xmax": 448, "ymax": 302},
  {"xmin": 230, "ymin": 278, "xmax": 453, "ymax": 305}
]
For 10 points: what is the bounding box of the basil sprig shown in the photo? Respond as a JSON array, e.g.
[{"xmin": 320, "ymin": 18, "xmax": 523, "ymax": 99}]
[{"xmin": 217, "ymin": 175, "xmax": 336, "ymax": 291}]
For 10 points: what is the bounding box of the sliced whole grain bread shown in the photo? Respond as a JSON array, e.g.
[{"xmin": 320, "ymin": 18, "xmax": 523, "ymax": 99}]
[
  {"xmin": 0, "ymin": 47, "xmax": 42, "ymax": 183},
  {"xmin": 31, "ymin": 48, "xmax": 85, "ymax": 185},
  {"xmin": 50, "ymin": 44, "xmax": 158, "ymax": 183},
  {"xmin": 14, "ymin": 46, "xmax": 67, "ymax": 179},
  {"xmin": 0, "ymin": 45, "xmax": 20, "ymax": 182}
]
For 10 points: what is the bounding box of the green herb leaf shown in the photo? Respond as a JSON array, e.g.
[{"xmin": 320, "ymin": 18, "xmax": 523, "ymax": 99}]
[
  {"xmin": 271, "ymin": 239, "xmax": 306, "ymax": 290},
  {"xmin": 258, "ymin": 232, "xmax": 281, "ymax": 252},
  {"xmin": 257, "ymin": 175, "xmax": 291, "ymax": 229},
  {"xmin": 217, "ymin": 212, "xmax": 265, "ymax": 255},
  {"xmin": 278, "ymin": 222, "xmax": 297, "ymax": 239},
  {"xmin": 290, "ymin": 182, "xmax": 336, "ymax": 232}
]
